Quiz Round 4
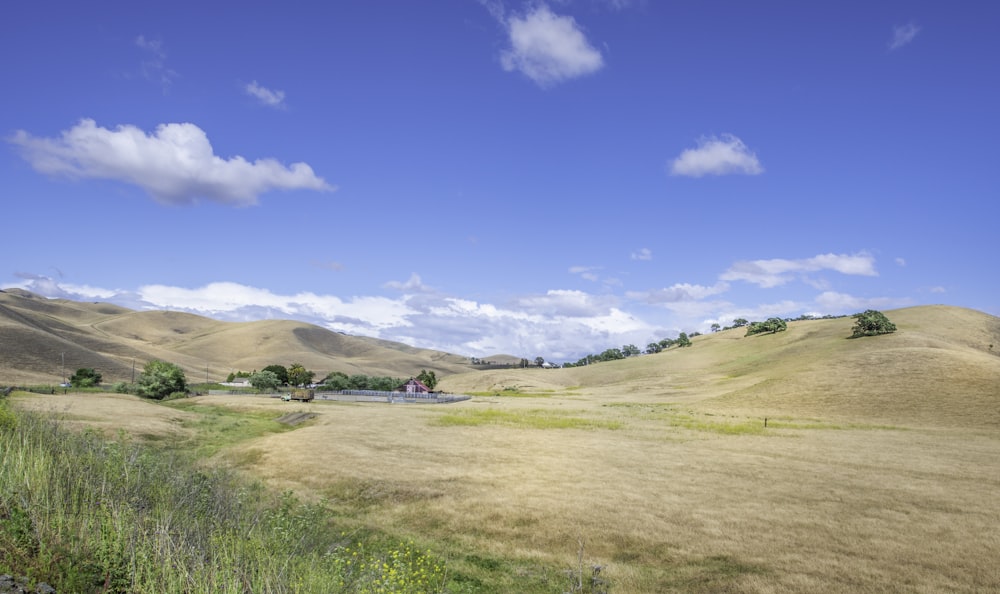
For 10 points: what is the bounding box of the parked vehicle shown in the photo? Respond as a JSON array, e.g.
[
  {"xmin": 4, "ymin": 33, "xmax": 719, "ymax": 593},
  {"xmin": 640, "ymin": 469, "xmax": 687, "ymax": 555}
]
[{"xmin": 282, "ymin": 389, "xmax": 314, "ymax": 402}]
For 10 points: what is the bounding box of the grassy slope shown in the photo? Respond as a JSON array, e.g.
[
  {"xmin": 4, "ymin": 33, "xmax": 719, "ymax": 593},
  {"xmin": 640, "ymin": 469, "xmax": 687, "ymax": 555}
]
[
  {"xmin": 439, "ymin": 305, "xmax": 1000, "ymax": 428},
  {"xmin": 0, "ymin": 289, "xmax": 474, "ymax": 385}
]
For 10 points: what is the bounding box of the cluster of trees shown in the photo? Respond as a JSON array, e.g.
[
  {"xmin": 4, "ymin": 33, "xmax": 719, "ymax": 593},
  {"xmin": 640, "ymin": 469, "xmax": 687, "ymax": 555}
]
[
  {"xmin": 744, "ymin": 318, "xmax": 788, "ymax": 336},
  {"xmin": 229, "ymin": 363, "xmax": 316, "ymax": 390},
  {"xmin": 229, "ymin": 364, "xmax": 438, "ymax": 392},
  {"xmin": 68, "ymin": 360, "xmax": 188, "ymax": 400},
  {"xmin": 563, "ymin": 333, "xmax": 696, "ymax": 368}
]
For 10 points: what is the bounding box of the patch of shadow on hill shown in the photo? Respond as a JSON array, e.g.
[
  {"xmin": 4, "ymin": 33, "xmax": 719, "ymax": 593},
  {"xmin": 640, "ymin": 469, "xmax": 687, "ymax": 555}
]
[{"xmin": 276, "ymin": 412, "xmax": 316, "ymax": 426}]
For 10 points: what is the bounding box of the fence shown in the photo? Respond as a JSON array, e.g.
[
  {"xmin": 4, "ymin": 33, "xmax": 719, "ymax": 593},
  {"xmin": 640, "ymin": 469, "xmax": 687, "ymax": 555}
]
[{"xmin": 206, "ymin": 389, "xmax": 470, "ymax": 404}]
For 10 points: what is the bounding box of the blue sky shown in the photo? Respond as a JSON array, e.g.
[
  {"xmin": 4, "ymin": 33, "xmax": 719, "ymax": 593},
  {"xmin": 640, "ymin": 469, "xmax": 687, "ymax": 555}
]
[{"xmin": 2, "ymin": 1, "xmax": 997, "ymax": 363}]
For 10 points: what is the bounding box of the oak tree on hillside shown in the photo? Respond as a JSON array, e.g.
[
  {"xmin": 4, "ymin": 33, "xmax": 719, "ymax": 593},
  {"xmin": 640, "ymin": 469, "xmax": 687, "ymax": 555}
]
[{"xmin": 851, "ymin": 310, "xmax": 897, "ymax": 338}]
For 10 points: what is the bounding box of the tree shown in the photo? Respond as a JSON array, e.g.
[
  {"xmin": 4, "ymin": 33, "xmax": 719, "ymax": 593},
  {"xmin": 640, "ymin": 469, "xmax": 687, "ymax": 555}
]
[
  {"xmin": 745, "ymin": 318, "xmax": 787, "ymax": 336},
  {"xmin": 249, "ymin": 370, "xmax": 281, "ymax": 391},
  {"xmin": 136, "ymin": 360, "xmax": 187, "ymax": 400},
  {"xmin": 851, "ymin": 310, "xmax": 897, "ymax": 338},
  {"xmin": 534, "ymin": 357, "xmax": 546, "ymax": 367},
  {"xmin": 732, "ymin": 318, "xmax": 749, "ymax": 328},
  {"xmin": 622, "ymin": 344, "xmax": 641, "ymax": 357},
  {"xmin": 710, "ymin": 323, "xmax": 721, "ymax": 333},
  {"xmin": 321, "ymin": 371, "xmax": 350, "ymax": 390},
  {"xmin": 676, "ymin": 332, "xmax": 692, "ymax": 348},
  {"xmin": 646, "ymin": 342, "xmax": 662, "ymax": 354},
  {"xmin": 416, "ymin": 369, "xmax": 438, "ymax": 390},
  {"xmin": 262, "ymin": 364, "xmax": 289, "ymax": 385},
  {"xmin": 69, "ymin": 367, "xmax": 102, "ymax": 388},
  {"xmin": 287, "ymin": 363, "xmax": 315, "ymax": 387}
]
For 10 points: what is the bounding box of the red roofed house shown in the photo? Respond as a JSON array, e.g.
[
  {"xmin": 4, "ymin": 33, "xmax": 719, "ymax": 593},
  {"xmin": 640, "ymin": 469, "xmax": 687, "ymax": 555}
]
[{"xmin": 396, "ymin": 378, "xmax": 432, "ymax": 394}]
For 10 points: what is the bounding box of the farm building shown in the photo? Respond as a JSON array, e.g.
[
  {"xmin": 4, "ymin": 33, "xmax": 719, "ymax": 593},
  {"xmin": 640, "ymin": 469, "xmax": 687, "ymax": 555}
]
[{"xmin": 396, "ymin": 378, "xmax": 432, "ymax": 394}]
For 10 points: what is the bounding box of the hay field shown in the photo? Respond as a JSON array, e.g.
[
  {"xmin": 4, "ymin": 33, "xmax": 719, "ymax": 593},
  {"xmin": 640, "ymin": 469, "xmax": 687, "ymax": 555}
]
[{"xmin": 9, "ymin": 306, "xmax": 1000, "ymax": 592}]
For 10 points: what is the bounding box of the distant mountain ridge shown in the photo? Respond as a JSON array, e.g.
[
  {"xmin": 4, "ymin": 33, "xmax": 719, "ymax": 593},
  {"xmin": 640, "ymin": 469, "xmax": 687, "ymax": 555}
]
[{"xmin": 0, "ymin": 289, "xmax": 477, "ymax": 385}]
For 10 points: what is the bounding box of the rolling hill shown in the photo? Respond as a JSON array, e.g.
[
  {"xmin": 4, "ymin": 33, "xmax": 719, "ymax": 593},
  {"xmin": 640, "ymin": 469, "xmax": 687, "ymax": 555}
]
[
  {"xmin": 0, "ymin": 288, "xmax": 476, "ymax": 385},
  {"xmin": 438, "ymin": 305, "xmax": 1000, "ymax": 428}
]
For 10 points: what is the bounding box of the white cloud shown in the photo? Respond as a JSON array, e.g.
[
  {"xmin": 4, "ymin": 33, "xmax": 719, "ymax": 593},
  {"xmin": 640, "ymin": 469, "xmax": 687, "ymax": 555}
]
[
  {"xmin": 245, "ymin": 81, "xmax": 287, "ymax": 109},
  {"xmin": 669, "ymin": 134, "xmax": 763, "ymax": 177},
  {"xmin": 8, "ymin": 119, "xmax": 333, "ymax": 206},
  {"xmin": 499, "ymin": 4, "xmax": 604, "ymax": 87},
  {"xmin": 889, "ymin": 22, "xmax": 920, "ymax": 51},
  {"xmin": 814, "ymin": 291, "xmax": 913, "ymax": 312},
  {"xmin": 631, "ymin": 247, "xmax": 652, "ymax": 261},
  {"xmin": 720, "ymin": 252, "xmax": 877, "ymax": 288},
  {"xmin": 895, "ymin": 257, "xmax": 907, "ymax": 267},
  {"xmin": 627, "ymin": 282, "xmax": 730, "ymax": 304},
  {"xmin": 569, "ymin": 265, "xmax": 601, "ymax": 282},
  {"xmin": 513, "ymin": 289, "xmax": 619, "ymax": 317},
  {"xmin": 384, "ymin": 273, "xmax": 432, "ymax": 293}
]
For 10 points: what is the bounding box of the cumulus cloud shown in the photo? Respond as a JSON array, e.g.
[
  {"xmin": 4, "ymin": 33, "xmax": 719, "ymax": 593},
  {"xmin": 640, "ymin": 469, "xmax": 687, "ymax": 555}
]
[
  {"xmin": 499, "ymin": 4, "xmax": 604, "ymax": 87},
  {"xmin": 669, "ymin": 134, "xmax": 763, "ymax": 177},
  {"xmin": 245, "ymin": 81, "xmax": 286, "ymax": 109},
  {"xmin": 888, "ymin": 22, "xmax": 920, "ymax": 51},
  {"xmin": 8, "ymin": 119, "xmax": 333, "ymax": 206},
  {"xmin": 720, "ymin": 252, "xmax": 877, "ymax": 288}
]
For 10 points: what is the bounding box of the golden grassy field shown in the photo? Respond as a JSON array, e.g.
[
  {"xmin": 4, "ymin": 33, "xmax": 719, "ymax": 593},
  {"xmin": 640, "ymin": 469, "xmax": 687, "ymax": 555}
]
[{"xmin": 12, "ymin": 305, "xmax": 1000, "ymax": 592}]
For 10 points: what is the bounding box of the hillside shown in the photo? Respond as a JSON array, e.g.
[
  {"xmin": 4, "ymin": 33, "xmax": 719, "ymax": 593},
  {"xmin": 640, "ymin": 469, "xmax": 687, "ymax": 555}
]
[
  {"xmin": 439, "ymin": 305, "xmax": 1000, "ymax": 428},
  {"xmin": 0, "ymin": 289, "xmax": 475, "ymax": 384}
]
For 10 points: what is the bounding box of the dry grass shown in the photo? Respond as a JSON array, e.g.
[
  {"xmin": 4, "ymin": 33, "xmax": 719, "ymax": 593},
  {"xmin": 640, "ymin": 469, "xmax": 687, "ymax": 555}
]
[
  {"xmin": 0, "ymin": 289, "xmax": 475, "ymax": 385},
  {"xmin": 8, "ymin": 304, "xmax": 1000, "ymax": 592}
]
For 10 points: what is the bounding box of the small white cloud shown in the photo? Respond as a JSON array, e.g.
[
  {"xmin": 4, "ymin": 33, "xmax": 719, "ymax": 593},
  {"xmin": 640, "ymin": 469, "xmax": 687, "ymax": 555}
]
[
  {"xmin": 669, "ymin": 134, "xmax": 763, "ymax": 177},
  {"xmin": 631, "ymin": 248, "xmax": 652, "ymax": 261},
  {"xmin": 929, "ymin": 286, "xmax": 947, "ymax": 294},
  {"xmin": 135, "ymin": 34, "xmax": 178, "ymax": 91},
  {"xmin": 384, "ymin": 273, "xmax": 431, "ymax": 293},
  {"xmin": 245, "ymin": 81, "xmax": 287, "ymax": 109},
  {"xmin": 721, "ymin": 252, "xmax": 877, "ymax": 288},
  {"xmin": 895, "ymin": 257, "xmax": 907, "ymax": 267},
  {"xmin": 889, "ymin": 22, "xmax": 920, "ymax": 51},
  {"xmin": 569, "ymin": 265, "xmax": 601, "ymax": 282},
  {"xmin": 8, "ymin": 119, "xmax": 333, "ymax": 206},
  {"xmin": 499, "ymin": 4, "xmax": 604, "ymax": 87}
]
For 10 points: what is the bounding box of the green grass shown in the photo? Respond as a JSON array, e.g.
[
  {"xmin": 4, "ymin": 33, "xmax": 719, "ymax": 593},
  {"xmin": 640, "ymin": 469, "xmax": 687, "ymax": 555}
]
[
  {"xmin": 163, "ymin": 400, "xmax": 294, "ymax": 456},
  {"xmin": 433, "ymin": 408, "xmax": 623, "ymax": 430},
  {"xmin": 0, "ymin": 401, "xmax": 458, "ymax": 593}
]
